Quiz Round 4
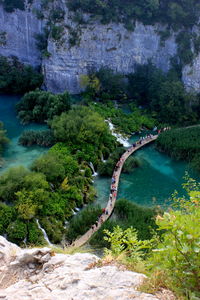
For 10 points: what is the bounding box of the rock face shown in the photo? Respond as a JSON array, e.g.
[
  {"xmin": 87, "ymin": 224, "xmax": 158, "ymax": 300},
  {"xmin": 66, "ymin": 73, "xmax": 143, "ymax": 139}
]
[
  {"xmin": 0, "ymin": 0, "xmax": 200, "ymax": 93},
  {"xmin": 44, "ymin": 20, "xmax": 177, "ymax": 94},
  {"xmin": 0, "ymin": 236, "xmax": 159, "ymax": 300},
  {"xmin": 182, "ymin": 53, "xmax": 200, "ymax": 92},
  {"xmin": 0, "ymin": 1, "xmax": 43, "ymax": 66}
]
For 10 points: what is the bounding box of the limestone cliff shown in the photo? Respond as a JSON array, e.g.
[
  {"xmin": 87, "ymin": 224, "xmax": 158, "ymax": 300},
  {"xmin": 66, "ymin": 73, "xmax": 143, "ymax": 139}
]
[
  {"xmin": 0, "ymin": 0, "xmax": 200, "ymax": 94},
  {"xmin": 0, "ymin": 236, "xmax": 159, "ymax": 300},
  {"xmin": 0, "ymin": 1, "xmax": 43, "ymax": 67}
]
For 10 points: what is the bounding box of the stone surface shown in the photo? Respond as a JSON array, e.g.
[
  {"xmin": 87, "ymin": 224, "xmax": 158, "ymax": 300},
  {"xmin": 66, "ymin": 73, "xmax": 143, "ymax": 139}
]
[
  {"xmin": 0, "ymin": 236, "xmax": 159, "ymax": 300},
  {"xmin": 43, "ymin": 18, "xmax": 177, "ymax": 94},
  {"xmin": 0, "ymin": 0, "xmax": 200, "ymax": 93},
  {"xmin": 0, "ymin": 1, "xmax": 43, "ymax": 66},
  {"xmin": 182, "ymin": 52, "xmax": 200, "ymax": 92}
]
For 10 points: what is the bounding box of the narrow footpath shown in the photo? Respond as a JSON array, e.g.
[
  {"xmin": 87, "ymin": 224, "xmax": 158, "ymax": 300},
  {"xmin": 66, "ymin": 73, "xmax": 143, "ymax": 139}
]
[{"xmin": 70, "ymin": 135, "xmax": 158, "ymax": 248}]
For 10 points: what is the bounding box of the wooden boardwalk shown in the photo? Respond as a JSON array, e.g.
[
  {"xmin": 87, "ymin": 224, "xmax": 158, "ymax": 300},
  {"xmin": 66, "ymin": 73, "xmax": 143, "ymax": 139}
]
[{"xmin": 70, "ymin": 135, "xmax": 158, "ymax": 248}]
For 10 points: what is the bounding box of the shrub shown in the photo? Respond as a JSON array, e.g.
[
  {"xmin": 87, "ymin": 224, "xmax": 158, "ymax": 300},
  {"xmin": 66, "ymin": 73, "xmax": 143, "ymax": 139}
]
[
  {"xmin": 16, "ymin": 89, "xmax": 71, "ymax": 124},
  {"xmin": 65, "ymin": 205, "xmax": 102, "ymax": 243},
  {"xmin": 0, "ymin": 56, "xmax": 43, "ymax": 94},
  {"xmin": 156, "ymin": 126, "xmax": 200, "ymax": 172},
  {"xmin": 147, "ymin": 179, "xmax": 200, "ymax": 298},
  {"xmin": 19, "ymin": 130, "xmax": 55, "ymax": 147}
]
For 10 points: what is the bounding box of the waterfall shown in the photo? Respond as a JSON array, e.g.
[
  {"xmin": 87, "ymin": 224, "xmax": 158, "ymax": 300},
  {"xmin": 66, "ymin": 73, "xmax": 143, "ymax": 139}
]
[
  {"xmin": 72, "ymin": 209, "xmax": 77, "ymax": 215},
  {"xmin": 89, "ymin": 162, "xmax": 98, "ymax": 176},
  {"xmin": 101, "ymin": 154, "xmax": 107, "ymax": 163},
  {"xmin": 106, "ymin": 120, "xmax": 131, "ymax": 147},
  {"xmin": 36, "ymin": 219, "xmax": 53, "ymax": 246}
]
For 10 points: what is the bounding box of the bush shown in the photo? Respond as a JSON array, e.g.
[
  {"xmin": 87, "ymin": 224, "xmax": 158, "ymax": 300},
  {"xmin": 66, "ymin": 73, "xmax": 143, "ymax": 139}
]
[
  {"xmin": 147, "ymin": 179, "xmax": 200, "ymax": 298},
  {"xmin": 67, "ymin": 0, "xmax": 199, "ymax": 30},
  {"xmin": 0, "ymin": 121, "xmax": 9, "ymax": 156},
  {"xmin": 156, "ymin": 126, "xmax": 200, "ymax": 172},
  {"xmin": 122, "ymin": 157, "xmax": 140, "ymax": 173},
  {"xmin": 65, "ymin": 205, "xmax": 102, "ymax": 243},
  {"xmin": 19, "ymin": 130, "xmax": 55, "ymax": 147},
  {"xmin": 6, "ymin": 219, "xmax": 27, "ymax": 244},
  {"xmin": 0, "ymin": 56, "xmax": 43, "ymax": 94},
  {"xmin": 127, "ymin": 63, "xmax": 200, "ymax": 125},
  {"xmin": 16, "ymin": 89, "xmax": 71, "ymax": 124},
  {"xmin": 27, "ymin": 220, "xmax": 46, "ymax": 245}
]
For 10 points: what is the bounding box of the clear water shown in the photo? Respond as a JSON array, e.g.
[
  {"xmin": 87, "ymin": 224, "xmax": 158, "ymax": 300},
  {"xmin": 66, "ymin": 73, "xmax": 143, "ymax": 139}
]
[
  {"xmin": 1, "ymin": 94, "xmax": 199, "ymax": 208},
  {"xmin": 0, "ymin": 94, "xmax": 48, "ymax": 174},
  {"xmin": 94, "ymin": 143, "xmax": 200, "ymax": 209}
]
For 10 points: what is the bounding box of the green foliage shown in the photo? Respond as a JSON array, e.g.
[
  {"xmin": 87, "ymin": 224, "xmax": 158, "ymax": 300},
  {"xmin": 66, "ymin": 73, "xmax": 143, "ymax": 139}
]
[
  {"xmin": 128, "ymin": 63, "xmax": 200, "ymax": 125},
  {"xmin": 148, "ymin": 179, "xmax": 200, "ymax": 298},
  {"xmin": 50, "ymin": 8, "xmax": 65, "ymax": 22},
  {"xmin": 122, "ymin": 157, "xmax": 140, "ymax": 174},
  {"xmin": 40, "ymin": 217, "xmax": 64, "ymax": 244},
  {"xmin": 51, "ymin": 25, "xmax": 64, "ymax": 41},
  {"xmin": 81, "ymin": 67, "xmax": 126, "ymax": 102},
  {"xmin": 16, "ymin": 89, "xmax": 71, "ymax": 124},
  {"xmin": 67, "ymin": 0, "xmax": 200, "ymax": 30},
  {"xmin": 7, "ymin": 219, "xmax": 27, "ymax": 244},
  {"xmin": 35, "ymin": 27, "xmax": 50, "ymax": 57},
  {"xmin": 89, "ymin": 102, "xmax": 155, "ymax": 135},
  {"xmin": 27, "ymin": 220, "xmax": 46, "ymax": 245},
  {"xmin": 0, "ymin": 0, "xmax": 25, "ymax": 12},
  {"xmin": 90, "ymin": 199, "xmax": 159, "ymax": 247},
  {"xmin": 0, "ymin": 203, "xmax": 15, "ymax": 235},
  {"xmin": 115, "ymin": 199, "xmax": 160, "ymax": 240},
  {"xmin": 65, "ymin": 205, "xmax": 102, "ymax": 243},
  {"xmin": 98, "ymin": 147, "xmax": 124, "ymax": 176},
  {"xmin": 104, "ymin": 226, "xmax": 152, "ymax": 262},
  {"xmin": 176, "ymin": 31, "xmax": 194, "ymax": 66},
  {"xmin": 0, "ymin": 121, "xmax": 9, "ymax": 155},
  {"xmin": 31, "ymin": 152, "xmax": 66, "ymax": 184},
  {"xmin": 156, "ymin": 126, "xmax": 200, "ymax": 172},
  {"xmin": 19, "ymin": 130, "xmax": 55, "ymax": 147},
  {"xmin": 0, "ymin": 56, "xmax": 43, "ymax": 94},
  {"xmin": 0, "ymin": 166, "xmax": 30, "ymax": 202},
  {"xmin": 51, "ymin": 106, "xmax": 116, "ymax": 165}
]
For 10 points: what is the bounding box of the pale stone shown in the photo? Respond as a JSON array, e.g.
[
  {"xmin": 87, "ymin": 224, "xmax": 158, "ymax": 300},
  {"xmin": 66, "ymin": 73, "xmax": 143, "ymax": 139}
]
[
  {"xmin": 0, "ymin": 236, "xmax": 159, "ymax": 300},
  {"xmin": 0, "ymin": 1, "xmax": 200, "ymax": 94}
]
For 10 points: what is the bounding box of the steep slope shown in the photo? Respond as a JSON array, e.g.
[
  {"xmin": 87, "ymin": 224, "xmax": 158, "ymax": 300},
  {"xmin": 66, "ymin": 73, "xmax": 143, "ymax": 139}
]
[
  {"xmin": 0, "ymin": 236, "xmax": 158, "ymax": 300},
  {"xmin": 0, "ymin": 0, "xmax": 200, "ymax": 94}
]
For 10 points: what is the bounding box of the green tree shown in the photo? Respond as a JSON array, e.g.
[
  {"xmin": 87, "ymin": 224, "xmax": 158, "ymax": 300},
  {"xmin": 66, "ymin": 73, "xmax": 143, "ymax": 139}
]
[
  {"xmin": 7, "ymin": 219, "xmax": 27, "ymax": 244},
  {"xmin": 31, "ymin": 152, "xmax": 66, "ymax": 184}
]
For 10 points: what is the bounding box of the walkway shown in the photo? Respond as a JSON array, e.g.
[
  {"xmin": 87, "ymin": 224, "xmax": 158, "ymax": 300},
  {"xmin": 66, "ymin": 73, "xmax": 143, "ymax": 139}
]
[{"xmin": 70, "ymin": 135, "xmax": 158, "ymax": 248}]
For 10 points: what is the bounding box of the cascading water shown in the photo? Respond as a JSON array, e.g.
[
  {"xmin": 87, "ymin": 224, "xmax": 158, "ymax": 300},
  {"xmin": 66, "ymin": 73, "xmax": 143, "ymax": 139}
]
[
  {"xmin": 106, "ymin": 120, "xmax": 131, "ymax": 147},
  {"xmin": 89, "ymin": 162, "xmax": 98, "ymax": 176},
  {"xmin": 36, "ymin": 219, "xmax": 53, "ymax": 246},
  {"xmin": 101, "ymin": 154, "xmax": 107, "ymax": 163}
]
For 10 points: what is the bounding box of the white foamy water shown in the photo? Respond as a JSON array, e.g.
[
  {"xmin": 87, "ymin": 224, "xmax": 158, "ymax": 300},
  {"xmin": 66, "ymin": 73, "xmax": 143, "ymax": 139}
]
[
  {"xmin": 36, "ymin": 219, "xmax": 53, "ymax": 246},
  {"xmin": 106, "ymin": 120, "xmax": 130, "ymax": 147},
  {"xmin": 89, "ymin": 162, "xmax": 98, "ymax": 177}
]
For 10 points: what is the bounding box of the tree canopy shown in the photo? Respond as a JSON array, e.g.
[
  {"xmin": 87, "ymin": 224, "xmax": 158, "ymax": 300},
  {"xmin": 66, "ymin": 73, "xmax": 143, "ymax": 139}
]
[{"xmin": 0, "ymin": 56, "xmax": 43, "ymax": 94}]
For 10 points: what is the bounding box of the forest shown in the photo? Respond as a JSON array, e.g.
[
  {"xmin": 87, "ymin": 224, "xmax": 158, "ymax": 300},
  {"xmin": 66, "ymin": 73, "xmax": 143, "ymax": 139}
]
[{"xmin": 67, "ymin": 0, "xmax": 200, "ymax": 30}]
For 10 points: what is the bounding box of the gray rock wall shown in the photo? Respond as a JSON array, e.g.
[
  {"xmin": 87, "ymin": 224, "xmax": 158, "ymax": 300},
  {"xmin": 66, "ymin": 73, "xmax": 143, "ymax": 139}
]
[
  {"xmin": 182, "ymin": 53, "xmax": 200, "ymax": 93},
  {"xmin": 0, "ymin": 1, "xmax": 43, "ymax": 66},
  {"xmin": 0, "ymin": 0, "xmax": 200, "ymax": 94},
  {"xmin": 43, "ymin": 20, "xmax": 177, "ymax": 94}
]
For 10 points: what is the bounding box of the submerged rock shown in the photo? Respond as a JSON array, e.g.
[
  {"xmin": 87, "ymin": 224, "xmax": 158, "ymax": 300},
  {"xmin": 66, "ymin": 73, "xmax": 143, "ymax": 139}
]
[{"xmin": 0, "ymin": 236, "xmax": 159, "ymax": 300}]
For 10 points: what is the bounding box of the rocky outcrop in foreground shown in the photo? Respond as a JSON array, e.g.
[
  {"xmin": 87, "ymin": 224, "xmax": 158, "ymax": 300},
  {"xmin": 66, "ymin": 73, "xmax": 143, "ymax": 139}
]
[{"xmin": 0, "ymin": 236, "xmax": 159, "ymax": 300}]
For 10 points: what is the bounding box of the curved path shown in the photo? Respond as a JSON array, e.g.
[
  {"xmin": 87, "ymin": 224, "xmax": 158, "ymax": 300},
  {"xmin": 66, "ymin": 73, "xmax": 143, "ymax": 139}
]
[{"xmin": 70, "ymin": 135, "xmax": 158, "ymax": 248}]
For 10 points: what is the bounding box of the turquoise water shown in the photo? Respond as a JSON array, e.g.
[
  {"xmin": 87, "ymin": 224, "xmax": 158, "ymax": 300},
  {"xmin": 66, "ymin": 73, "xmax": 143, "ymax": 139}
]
[
  {"xmin": 0, "ymin": 95, "xmax": 48, "ymax": 174},
  {"xmin": 94, "ymin": 143, "xmax": 199, "ymax": 208},
  {"xmin": 1, "ymin": 94, "xmax": 199, "ymax": 208}
]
